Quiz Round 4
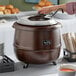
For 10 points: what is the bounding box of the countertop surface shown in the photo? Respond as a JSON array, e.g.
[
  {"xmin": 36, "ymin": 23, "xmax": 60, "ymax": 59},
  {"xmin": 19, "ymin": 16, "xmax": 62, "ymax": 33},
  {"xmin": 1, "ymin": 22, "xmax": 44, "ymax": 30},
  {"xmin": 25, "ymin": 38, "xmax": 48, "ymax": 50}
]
[{"xmin": 0, "ymin": 57, "xmax": 76, "ymax": 76}]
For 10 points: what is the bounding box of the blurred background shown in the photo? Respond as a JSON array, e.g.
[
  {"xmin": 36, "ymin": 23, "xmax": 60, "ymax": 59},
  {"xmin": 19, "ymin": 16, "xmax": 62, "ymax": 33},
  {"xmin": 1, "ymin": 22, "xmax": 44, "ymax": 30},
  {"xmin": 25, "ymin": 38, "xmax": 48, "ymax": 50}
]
[{"xmin": 0, "ymin": 0, "xmax": 76, "ymax": 11}]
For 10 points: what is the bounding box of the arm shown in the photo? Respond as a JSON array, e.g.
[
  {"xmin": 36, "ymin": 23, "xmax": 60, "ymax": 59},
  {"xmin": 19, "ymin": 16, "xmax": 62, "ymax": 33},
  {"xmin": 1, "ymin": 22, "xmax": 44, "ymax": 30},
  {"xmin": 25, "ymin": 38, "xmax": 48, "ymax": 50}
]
[
  {"xmin": 39, "ymin": 2, "xmax": 76, "ymax": 15},
  {"xmin": 38, "ymin": 4, "xmax": 66, "ymax": 14},
  {"xmin": 50, "ymin": 4, "xmax": 66, "ymax": 12}
]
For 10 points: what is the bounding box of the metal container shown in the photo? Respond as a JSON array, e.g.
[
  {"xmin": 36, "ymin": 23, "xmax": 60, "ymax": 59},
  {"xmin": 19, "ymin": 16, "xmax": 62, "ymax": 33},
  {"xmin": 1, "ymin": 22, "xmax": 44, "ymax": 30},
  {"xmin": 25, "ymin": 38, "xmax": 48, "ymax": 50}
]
[{"xmin": 13, "ymin": 13, "xmax": 62, "ymax": 64}]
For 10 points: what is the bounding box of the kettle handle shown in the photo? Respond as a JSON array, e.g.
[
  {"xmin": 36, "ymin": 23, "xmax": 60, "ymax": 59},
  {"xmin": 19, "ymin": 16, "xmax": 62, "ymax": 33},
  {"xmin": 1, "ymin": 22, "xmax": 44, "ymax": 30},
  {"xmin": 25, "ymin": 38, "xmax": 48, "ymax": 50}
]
[{"xmin": 50, "ymin": 8, "xmax": 64, "ymax": 18}]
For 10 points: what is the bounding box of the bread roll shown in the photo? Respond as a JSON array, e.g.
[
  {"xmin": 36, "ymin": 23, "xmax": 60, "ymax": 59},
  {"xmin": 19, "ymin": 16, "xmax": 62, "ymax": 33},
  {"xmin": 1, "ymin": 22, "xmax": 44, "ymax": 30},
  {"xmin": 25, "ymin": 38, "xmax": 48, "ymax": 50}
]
[
  {"xmin": 0, "ymin": 11, "xmax": 4, "ymax": 14},
  {"xmin": 6, "ymin": 5, "xmax": 14, "ymax": 9},
  {"xmin": 45, "ymin": 1, "xmax": 53, "ymax": 6},
  {"xmin": 0, "ymin": 4, "xmax": 20, "ymax": 14},
  {"xmin": 11, "ymin": 8, "xmax": 19, "ymax": 14},
  {"xmin": 0, "ymin": 5, "xmax": 5, "ymax": 11},
  {"xmin": 38, "ymin": 1, "xmax": 45, "ymax": 7},
  {"xmin": 3, "ymin": 9, "xmax": 11, "ymax": 14},
  {"xmin": 34, "ymin": 0, "xmax": 53, "ymax": 10},
  {"xmin": 14, "ymin": 8, "xmax": 19, "ymax": 13},
  {"xmin": 34, "ymin": 5, "xmax": 42, "ymax": 10}
]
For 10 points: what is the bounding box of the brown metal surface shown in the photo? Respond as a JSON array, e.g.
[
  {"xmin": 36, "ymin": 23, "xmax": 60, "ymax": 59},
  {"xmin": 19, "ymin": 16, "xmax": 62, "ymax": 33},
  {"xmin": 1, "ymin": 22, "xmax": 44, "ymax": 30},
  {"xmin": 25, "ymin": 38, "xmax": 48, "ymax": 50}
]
[
  {"xmin": 13, "ymin": 22, "xmax": 61, "ymax": 64},
  {"xmin": 14, "ymin": 47, "xmax": 60, "ymax": 64}
]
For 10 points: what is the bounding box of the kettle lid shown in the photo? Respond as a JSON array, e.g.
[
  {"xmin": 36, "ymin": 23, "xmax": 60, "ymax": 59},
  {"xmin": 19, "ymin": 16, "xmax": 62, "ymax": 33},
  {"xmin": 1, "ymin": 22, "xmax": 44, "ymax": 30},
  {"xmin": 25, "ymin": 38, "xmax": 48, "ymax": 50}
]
[{"xmin": 16, "ymin": 15, "xmax": 57, "ymax": 26}]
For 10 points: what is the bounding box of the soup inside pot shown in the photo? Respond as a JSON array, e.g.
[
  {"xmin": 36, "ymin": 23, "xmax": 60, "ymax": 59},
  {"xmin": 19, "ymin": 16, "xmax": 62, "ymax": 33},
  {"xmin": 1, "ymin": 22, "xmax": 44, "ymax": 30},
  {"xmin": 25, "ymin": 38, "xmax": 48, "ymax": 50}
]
[{"xmin": 28, "ymin": 14, "xmax": 50, "ymax": 21}]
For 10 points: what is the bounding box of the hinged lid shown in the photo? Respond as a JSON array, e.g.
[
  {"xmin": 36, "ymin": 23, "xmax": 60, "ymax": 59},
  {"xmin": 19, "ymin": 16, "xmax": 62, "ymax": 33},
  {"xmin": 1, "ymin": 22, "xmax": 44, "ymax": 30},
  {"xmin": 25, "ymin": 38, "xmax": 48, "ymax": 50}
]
[{"xmin": 16, "ymin": 14, "xmax": 57, "ymax": 26}]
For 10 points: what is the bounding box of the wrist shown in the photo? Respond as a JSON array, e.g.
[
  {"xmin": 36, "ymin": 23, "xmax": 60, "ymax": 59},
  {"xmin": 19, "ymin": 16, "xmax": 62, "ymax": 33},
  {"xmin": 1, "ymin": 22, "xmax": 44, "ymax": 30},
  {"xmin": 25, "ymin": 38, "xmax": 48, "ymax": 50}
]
[{"xmin": 55, "ymin": 4, "xmax": 66, "ymax": 11}]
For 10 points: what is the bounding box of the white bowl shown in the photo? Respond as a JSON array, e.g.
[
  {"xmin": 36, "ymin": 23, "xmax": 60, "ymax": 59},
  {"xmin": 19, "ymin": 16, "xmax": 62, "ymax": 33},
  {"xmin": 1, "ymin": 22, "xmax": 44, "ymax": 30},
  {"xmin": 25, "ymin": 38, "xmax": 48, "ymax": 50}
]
[{"xmin": 58, "ymin": 64, "xmax": 76, "ymax": 76}]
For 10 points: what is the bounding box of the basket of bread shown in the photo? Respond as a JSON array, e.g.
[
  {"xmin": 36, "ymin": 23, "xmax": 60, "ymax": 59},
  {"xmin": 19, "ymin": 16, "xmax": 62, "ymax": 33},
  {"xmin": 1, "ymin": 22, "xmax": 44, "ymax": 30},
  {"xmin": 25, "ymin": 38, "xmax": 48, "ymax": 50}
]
[
  {"xmin": 0, "ymin": 5, "xmax": 20, "ymax": 15},
  {"xmin": 33, "ymin": 0, "xmax": 53, "ymax": 10}
]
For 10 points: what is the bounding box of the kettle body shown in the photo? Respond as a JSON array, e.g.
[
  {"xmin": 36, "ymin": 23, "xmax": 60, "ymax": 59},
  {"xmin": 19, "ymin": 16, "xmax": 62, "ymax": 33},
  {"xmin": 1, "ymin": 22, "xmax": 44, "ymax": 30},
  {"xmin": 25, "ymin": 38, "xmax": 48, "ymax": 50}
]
[{"xmin": 13, "ymin": 14, "xmax": 62, "ymax": 64}]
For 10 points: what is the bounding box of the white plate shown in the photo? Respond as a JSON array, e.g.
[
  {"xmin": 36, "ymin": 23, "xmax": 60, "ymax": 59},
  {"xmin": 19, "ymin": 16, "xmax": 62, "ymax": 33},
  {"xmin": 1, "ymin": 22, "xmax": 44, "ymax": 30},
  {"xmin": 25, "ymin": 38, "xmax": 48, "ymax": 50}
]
[
  {"xmin": 40, "ymin": 73, "xmax": 58, "ymax": 76},
  {"xmin": 0, "ymin": 12, "xmax": 27, "ymax": 18},
  {"xmin": 0, "ymin": 13, "xmax": 18, "ymax": 17}
]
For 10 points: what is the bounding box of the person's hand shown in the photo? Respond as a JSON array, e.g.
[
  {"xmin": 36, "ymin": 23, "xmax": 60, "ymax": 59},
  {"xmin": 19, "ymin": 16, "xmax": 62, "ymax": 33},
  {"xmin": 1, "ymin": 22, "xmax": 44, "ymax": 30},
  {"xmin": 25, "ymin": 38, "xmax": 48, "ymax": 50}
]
[{"xmin": 38, "ymin": 6, "xmax": 54, "ymax": 14}]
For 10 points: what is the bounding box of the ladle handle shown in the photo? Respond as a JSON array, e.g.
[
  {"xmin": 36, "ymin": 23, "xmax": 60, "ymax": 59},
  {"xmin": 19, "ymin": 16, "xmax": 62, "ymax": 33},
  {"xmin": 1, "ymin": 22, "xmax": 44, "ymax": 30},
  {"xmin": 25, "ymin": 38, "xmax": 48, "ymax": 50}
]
[
  {"xmin": 38, "ymin": 8, "xmax": 64, "ymax": 18},
  {"xmin": 51, "ymin": 8, "xmax": 64, "ymax": 18}
]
